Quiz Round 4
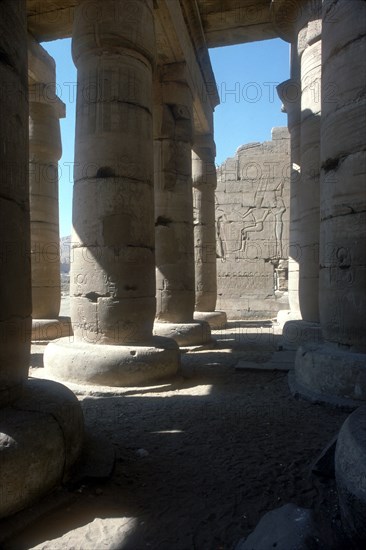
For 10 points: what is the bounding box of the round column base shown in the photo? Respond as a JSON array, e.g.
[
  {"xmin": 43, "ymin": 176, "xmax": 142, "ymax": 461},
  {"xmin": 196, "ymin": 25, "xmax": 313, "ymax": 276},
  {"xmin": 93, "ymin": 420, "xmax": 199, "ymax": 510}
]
[
  {"xmin": 289, "ymin": 344, "xmax": 366, "ymax": 407},
  {"xmin": 276, "ymin": 309, "xmax": 301, "ymax": 326},
  {"xmin": 193, "ymin": 311, "xmax": 227, "ymax": 330},
  {"xmin": 31, "ymin": 317, "xmax": 72, "ymax": 341},
  {"xmin": 154, "ymin": 321, "xmax": 212, "ymax": 347},
  {"xmin": 0, "ymin": 378, "xmax": 83, "ymax": 519},
  {"xmin": 44, "ymin": 336, "xmax": 180, "ymax": 387},
  {"xmin": 335, "ymin": 406, "xmax": 366, "ymax": 546},
  {"xmin": 279, "ymin": 320, "xmax": 322, "ymax": 350}
]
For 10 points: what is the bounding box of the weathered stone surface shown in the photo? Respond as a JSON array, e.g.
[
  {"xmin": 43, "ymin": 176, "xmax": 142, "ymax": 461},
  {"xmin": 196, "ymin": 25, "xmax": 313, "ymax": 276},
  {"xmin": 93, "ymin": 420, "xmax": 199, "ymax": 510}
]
[
  {"xmin": 44, "ymin": 336, "xmax": 180, "ymax": 386},
  {"xmin": 154, "ymin": 69, "xmax": 212, "ymax": 345},
  {"xmin": 292, "ymin": 344, "xmax": 366, "ymax": 407},
  {"xmin": 193, "ymin": 310, "xmax": 227, "ymax": 330},
  {"xmin": 277, "ymin": 53, "xmax": 302, "ymax": 320},
  {"xmin": 216, "ymin": 127, "xmax": 290, "ymax": 319},
  {"xmin": 28, "ymin": 39, "xmax": 67, "ymax": 336},
  {"xmin": 153, "ymin": 321, "xmax": 211, "ymax": 347},
  {"xmin": 68, "ymin": 0, "xmax": 156, "ymax": 346},
  {"xmin": 293, "ymin": 0, "xmax": 366, "ymax": 405},
  {"xmin": 319, "ymin": 0, "xmax": 366, "ymax": 354},
  {"xmin": 235, "ymin": 503, "xmax": 319, "ymax": 550},
  {"xmin": 192, "ymin": 135, "xmax": 218, "ymax": 312},
  {"xmin": 280, "ymin": 320, "xmax": 323, "ymax": 351},
  {"xmin": 297, "ymin": 8, "xmax": 321, "ymax": 324},
  {"xmin": 154, "ymin": 78, "xmax": 196, "ymax": 323},
  {"xmin": 0, "ymin": 379, "xmax": 83, "ymax": 519},
  {"xmin": 45, "ymin": 0, "xmax": 179, "ymax": 382},
  {"xmin": 335, "ymin": 406, "xmax": 366, "ymax": 546},
  {"xmin": 29, "ymin": 49, "xmax": 64, "ymax": 322},
  {"xmin": 0, "ymin": 409, "xmax": 64, "ymax": 519},
  {"xmin": 192, "ymin": 134, "xmax": 227, "ymax": 327}
]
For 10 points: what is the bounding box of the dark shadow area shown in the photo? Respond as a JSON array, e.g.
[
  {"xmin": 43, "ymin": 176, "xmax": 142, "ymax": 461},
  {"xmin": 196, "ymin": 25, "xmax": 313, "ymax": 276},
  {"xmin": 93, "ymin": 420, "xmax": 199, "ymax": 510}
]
[{"xmin": 7, "ymin": 355, "xmax": 349, "ymax": 550}]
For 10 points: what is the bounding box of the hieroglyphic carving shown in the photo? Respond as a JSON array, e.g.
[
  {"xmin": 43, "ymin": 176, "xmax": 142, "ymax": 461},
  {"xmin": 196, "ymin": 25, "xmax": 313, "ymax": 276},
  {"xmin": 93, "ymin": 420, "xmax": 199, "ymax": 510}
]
[{"xmin": 215, "ymin": 128, "xmax": 290, "ymax": 318}]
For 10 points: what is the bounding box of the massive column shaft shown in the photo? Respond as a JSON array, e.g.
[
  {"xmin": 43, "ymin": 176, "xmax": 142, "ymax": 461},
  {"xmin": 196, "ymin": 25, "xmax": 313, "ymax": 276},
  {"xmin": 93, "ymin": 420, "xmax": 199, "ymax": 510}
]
[
  {"xmin": 28, "ymin": 43, "xmax": 71, "ymax": 340},
  {"xmin": 273, "ymin": 0, "xmax": 322, "ymax": 349},
  {"xmin": 277, "ymin": 48, "xmax": 301, "ymax": 319},
  {"xmin": 0, "ymin": 0, "xmax": 31, "ymax": 407},
  {"xmin": 44, "ymin": 0, "xmax": 179, "ymax": 385},
  {"xmin": 292, "ymin": 0, "xmax": 366, "ymax": 405},
  {"xmin": 153, "ymin": 66, "xmax": 211, "ymax": 346},
  {"xmin": 29, "ymin": 90, "xmax": 63, "ymax": 320},
  {"xmin": 0, "ymin": 0, "xmax": 83, "ymax": 520},
  {"xmin": 298, "ymin": 11, "xmax": 321, "ymax": 323},
  {"xmin": 192, "ymin": 135, "xmax": 226, "ymax": 329}
]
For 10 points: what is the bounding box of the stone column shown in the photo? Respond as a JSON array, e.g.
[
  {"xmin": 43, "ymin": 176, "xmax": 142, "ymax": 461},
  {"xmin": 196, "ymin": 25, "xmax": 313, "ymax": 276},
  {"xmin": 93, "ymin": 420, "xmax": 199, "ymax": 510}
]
[
  {"xmin": 273, "ymin": 0, "xmax": 322, "ymax": 349},
  {"xmin": 292, "ymin": 0, "xmax": 366, "ymax": 405},
  {"xmin": 277, "ymin": 47, "xmax": 302, "ymax": 322},
  {"xmin": 44, "ymin": 0, "xmax": 179, "ymax": 385},
  {"xmin": 0, "ymin": 0, "xmax": 83, "ymax": 519},
  {"xmin": 153, "ymin": 65, "xmax": 211, "ymax": 346},
  {"xmin": 28, "ymin": 43, "xmax": 71, "ymax": 340},
  {"xmin": 298, "ymin": 8, "xmax": 321, "ymax": 324},
  {"xmin": 192, "ymin": 135, "xmax": 226, "ymax": 329}
]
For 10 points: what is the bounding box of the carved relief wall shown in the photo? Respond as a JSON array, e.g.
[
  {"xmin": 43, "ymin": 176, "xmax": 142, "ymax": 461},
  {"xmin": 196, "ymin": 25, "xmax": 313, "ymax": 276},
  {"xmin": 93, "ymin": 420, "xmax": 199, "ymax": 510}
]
[{"xmin": 216, "ymin": 127, "xmax": 290, "ymax": 318}]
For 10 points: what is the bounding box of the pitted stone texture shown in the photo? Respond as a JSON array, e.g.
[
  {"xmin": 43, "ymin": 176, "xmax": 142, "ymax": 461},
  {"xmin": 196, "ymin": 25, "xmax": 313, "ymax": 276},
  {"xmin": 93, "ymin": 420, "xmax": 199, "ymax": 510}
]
[
  {"xmin": 153, "ymin": 321, "xmax": 212, "ymax": 347},
  {"xmin": 44, "ymin": 336, "xmax": 180, "ymax": 386},
  {"xmin": 291, "ymin": 344, "xmax": 366, "ymax": 407},
  {"xmin": 0, "ymin": 379, "xmax": 83, "ymax": 519},
  {"xmin": 193, "ymin": 311, "xmax": 227, "ymax": 330},
  {"xmin": 216, "ymin": 127, "xmax": 290, "ymax": 319},
  {"xmin": 335, "ymin": 406, "xmax": 366, "ymax": 546}
]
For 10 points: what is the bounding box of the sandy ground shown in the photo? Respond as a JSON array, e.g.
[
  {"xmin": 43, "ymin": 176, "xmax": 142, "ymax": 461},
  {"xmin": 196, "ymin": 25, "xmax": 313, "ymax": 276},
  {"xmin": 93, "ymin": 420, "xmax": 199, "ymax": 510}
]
[{"xmin": 3, "ymin": 320, "xmax": 350, "ymax": 549}]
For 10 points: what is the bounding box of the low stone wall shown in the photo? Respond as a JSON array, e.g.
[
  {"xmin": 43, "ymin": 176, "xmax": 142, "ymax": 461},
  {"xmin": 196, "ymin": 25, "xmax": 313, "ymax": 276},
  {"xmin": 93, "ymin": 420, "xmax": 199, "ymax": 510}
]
[{"xmin": 215, "ymin": 127, "xmax": 290, "ymax": 319}]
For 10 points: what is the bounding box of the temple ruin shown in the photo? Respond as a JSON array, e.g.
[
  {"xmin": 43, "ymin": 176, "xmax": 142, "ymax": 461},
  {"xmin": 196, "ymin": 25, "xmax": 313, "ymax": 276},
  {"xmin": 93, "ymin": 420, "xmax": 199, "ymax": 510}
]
[
  {"xmin": 0, "ymin": 0, "xmax": 365, "ymax": 546},
  {"xmin": 216, "ymin": 127, "xmax": 290, "ymax": 319}
]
